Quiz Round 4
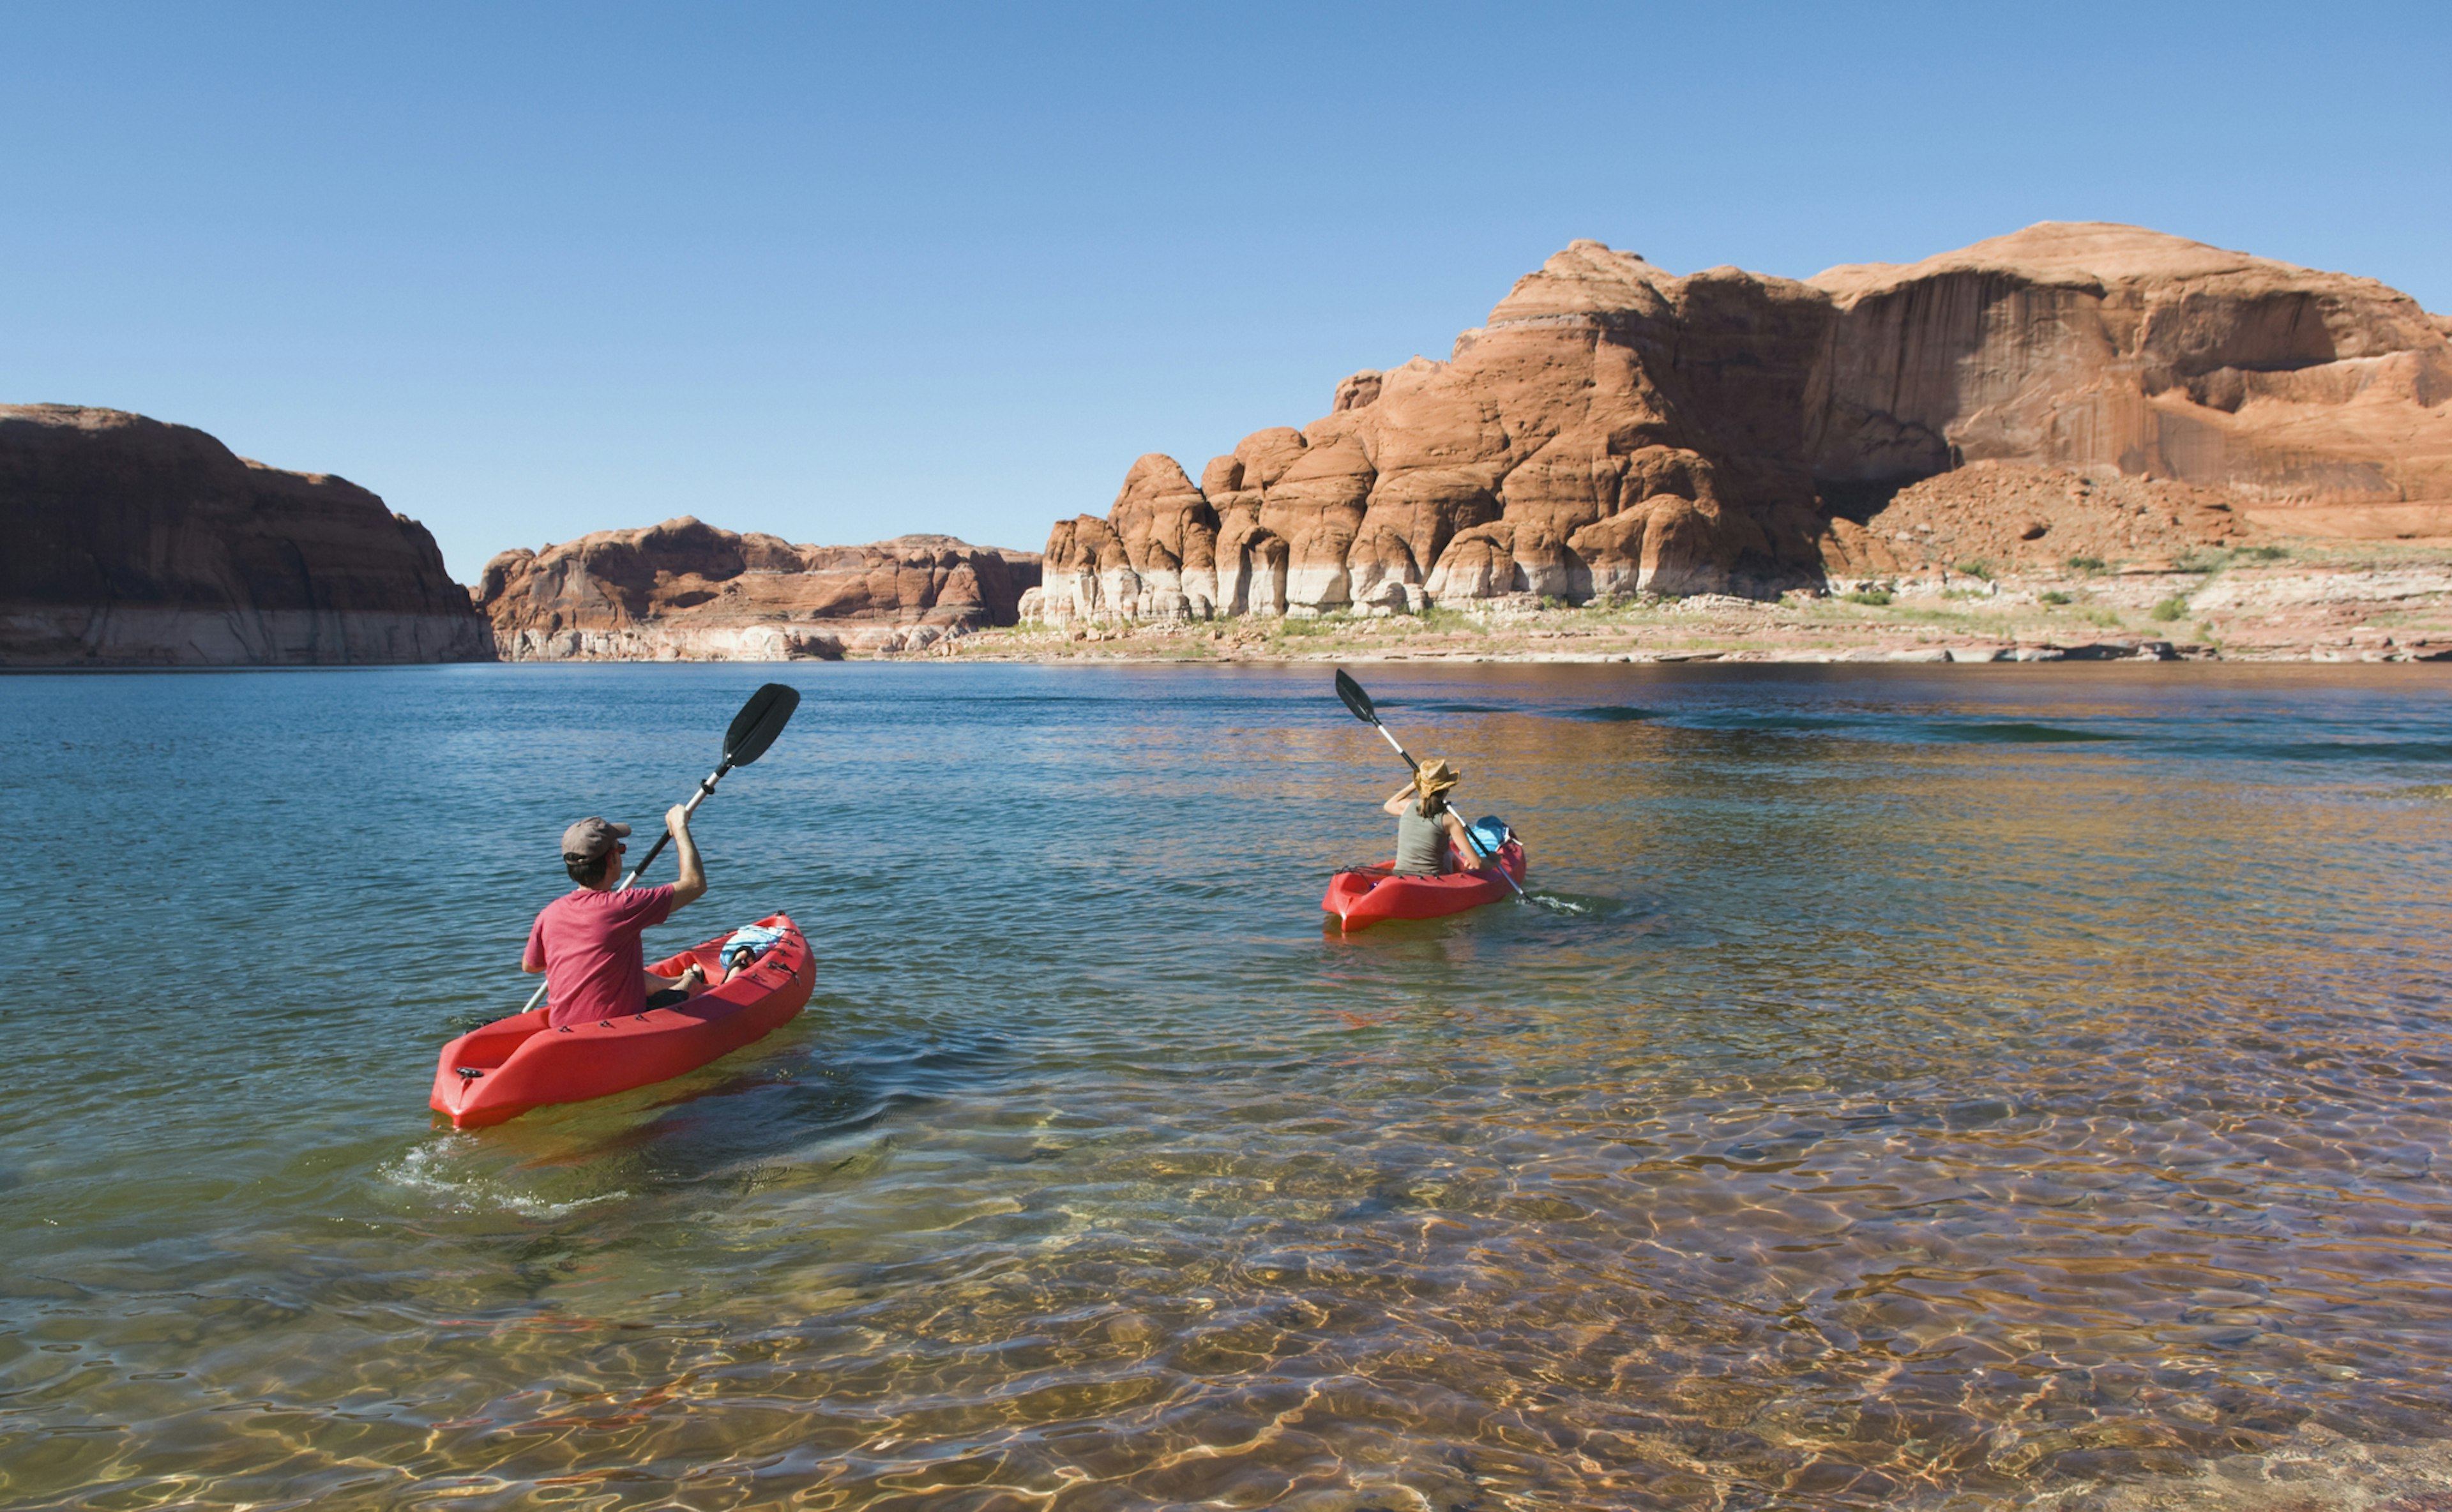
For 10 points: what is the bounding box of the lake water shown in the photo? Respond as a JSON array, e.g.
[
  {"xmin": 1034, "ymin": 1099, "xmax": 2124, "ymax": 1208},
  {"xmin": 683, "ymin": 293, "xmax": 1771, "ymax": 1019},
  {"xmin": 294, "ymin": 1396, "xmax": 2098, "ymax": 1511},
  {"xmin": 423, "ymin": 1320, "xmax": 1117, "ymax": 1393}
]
[{"xmin": 5, "ymin": 661, "xmax": 2451, "ymax": 1511}]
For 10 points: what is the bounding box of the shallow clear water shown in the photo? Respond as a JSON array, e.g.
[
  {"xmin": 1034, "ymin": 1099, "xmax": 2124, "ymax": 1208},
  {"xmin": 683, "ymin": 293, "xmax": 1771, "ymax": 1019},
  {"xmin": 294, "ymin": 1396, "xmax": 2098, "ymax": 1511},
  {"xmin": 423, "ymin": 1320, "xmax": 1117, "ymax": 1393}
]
[{"xmin": 4, "ymin": 662, "xmax": 2451, "ymax": 1510}]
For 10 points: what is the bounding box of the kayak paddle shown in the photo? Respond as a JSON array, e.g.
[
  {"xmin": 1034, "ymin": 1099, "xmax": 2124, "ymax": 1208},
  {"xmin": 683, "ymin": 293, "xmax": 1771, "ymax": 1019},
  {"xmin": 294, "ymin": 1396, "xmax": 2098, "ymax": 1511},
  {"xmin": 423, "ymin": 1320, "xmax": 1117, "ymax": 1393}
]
[
  {"xmin": 516, "ymin": 681, "xmax": 803, "ymax": 1014},
  {"xmin": 1333, "ymin": 668, "xmax": 1525, "ymax": 898}
]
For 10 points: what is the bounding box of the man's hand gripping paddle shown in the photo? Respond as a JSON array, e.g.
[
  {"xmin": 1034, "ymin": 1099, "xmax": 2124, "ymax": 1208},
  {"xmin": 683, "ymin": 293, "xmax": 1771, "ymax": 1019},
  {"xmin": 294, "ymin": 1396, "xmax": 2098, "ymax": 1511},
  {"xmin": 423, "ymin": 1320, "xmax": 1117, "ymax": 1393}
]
[
  {"xmin": 517, "ymin": 682, "xmax": 802, "ymax": 1015},
  {"xmin": 1333, "ymin": 669, "xmax": 1525, "ymax": 898}
]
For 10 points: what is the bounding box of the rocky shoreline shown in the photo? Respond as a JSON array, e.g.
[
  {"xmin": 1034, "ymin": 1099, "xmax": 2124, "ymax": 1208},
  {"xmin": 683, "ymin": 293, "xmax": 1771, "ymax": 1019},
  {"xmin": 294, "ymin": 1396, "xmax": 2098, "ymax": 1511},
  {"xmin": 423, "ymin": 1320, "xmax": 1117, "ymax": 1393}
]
[{"xmin": 915, "ymin": 545, "xmax": 2452, "ymax": 667}]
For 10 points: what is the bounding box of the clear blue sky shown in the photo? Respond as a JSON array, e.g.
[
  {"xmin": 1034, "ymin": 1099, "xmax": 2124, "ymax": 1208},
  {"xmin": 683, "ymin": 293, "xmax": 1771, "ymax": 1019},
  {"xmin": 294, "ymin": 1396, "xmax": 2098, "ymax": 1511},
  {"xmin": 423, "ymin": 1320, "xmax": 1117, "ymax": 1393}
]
[{"xmin": 5, "ymin": 1, "xmax": 2445, "ymax": 582}]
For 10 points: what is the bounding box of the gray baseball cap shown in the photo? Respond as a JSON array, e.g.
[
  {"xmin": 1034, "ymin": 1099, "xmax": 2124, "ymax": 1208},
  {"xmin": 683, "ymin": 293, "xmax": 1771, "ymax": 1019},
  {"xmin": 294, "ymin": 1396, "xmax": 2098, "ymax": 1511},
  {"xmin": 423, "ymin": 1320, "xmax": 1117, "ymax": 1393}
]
[{"xmin": 560, "ymin": 817, "xmax": 632, "ymax": 859}]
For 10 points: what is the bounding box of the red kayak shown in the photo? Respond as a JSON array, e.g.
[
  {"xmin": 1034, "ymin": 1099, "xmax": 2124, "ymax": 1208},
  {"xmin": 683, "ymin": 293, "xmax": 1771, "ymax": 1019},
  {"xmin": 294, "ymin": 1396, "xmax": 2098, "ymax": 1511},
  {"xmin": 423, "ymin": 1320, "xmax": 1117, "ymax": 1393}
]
[
  {"xmin": 1323, "ymin": 841, "xmax": 1527, "ymax": 932},
  {"xmin": 430, "ymin": 913, "xmax": 815, "ymax": 1129}
]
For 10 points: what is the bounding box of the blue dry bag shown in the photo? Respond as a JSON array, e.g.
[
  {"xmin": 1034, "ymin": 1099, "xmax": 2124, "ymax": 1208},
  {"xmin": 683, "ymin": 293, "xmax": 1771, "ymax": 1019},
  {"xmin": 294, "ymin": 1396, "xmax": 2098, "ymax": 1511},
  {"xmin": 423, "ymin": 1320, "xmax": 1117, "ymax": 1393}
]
[{"xmin": 1468, "ymin": 815, "xmax": 1513, "ymax": 855}]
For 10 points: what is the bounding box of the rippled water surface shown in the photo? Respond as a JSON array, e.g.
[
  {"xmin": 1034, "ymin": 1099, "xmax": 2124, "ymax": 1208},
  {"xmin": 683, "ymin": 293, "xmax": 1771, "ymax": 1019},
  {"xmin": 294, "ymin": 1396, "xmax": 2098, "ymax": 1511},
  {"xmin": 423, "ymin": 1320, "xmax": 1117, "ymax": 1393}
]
[{"xmin": 6, "ymin": 662, "xmax": 2452, "ymax": 1510}]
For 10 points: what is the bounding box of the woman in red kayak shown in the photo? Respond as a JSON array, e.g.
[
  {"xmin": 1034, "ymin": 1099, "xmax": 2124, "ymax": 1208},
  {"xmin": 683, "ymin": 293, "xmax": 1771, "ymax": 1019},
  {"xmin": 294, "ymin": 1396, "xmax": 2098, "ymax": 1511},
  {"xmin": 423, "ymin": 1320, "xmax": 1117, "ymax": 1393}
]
[{"xmin": 1381, "ymin": 758, "xmax": 1483, "ymax": 876}]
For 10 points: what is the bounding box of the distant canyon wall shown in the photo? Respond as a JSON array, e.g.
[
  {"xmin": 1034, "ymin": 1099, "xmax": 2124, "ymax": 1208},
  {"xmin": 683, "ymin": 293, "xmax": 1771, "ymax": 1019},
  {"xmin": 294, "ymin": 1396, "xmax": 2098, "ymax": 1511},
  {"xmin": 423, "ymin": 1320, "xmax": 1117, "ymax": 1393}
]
[
  {"xmin": 0, "ymin": 405, "xmax": 492, "ymax": 665},
  {"xmin": 1028, "ymin": 222, "xmax": 2452, "ymax": 621},
  {"xmin": 478, "ymin": 518, "xmax": 1041, "ymax": 661},
  {"xmin": 0, "ymin": 405, "xmax": 1048, "ymax": 669}
]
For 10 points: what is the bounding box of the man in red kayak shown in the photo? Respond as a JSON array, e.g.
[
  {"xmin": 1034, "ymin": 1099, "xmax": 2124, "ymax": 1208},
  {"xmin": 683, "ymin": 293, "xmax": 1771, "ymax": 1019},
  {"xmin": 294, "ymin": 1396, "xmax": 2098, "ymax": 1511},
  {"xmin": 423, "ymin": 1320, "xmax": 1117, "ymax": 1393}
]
[{"xmin": 522, "ymin": 808, "xmax": 708, "ymax": 1027}]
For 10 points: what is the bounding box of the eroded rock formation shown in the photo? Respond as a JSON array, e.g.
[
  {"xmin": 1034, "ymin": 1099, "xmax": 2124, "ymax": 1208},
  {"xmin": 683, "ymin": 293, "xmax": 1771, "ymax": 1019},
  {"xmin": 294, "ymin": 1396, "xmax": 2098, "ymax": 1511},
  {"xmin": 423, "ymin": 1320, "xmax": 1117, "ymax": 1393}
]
[
  {"xmin": 0, "ymin": 405, "xmax": 491, "ymax": 665},
  {"xmin": 1033, "ymin": 223, "xmax": 2452, "ymax": 620},
  {"xmin": 1806, "ymin": 223, "xmax": 2452, "ymax": 530},
  {"xmin": 478, "ymin": 518, "xmax": 1041, "ymax": 660}
]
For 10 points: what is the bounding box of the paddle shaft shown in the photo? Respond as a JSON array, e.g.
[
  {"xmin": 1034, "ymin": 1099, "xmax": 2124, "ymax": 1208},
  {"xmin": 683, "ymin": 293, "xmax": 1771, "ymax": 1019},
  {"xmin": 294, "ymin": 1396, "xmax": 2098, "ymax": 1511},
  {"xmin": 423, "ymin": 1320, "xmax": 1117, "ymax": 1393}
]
[
  {"xmin": 619, "ymin": 764, "xmax": 726, "ymax": 889},
  {"xmin": 517, "ymin": 762, "xmax": 730, "ymax": 1014},
  {"xmin": 1365, "ymin": 713, "xmax": 1526, "ymax": 898}
]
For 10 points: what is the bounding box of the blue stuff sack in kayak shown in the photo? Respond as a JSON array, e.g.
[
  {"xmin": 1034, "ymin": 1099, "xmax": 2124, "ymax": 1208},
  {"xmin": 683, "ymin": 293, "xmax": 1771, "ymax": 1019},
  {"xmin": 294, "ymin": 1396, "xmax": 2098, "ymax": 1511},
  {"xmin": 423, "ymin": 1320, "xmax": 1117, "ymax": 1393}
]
[
  {"xmin": 1468, "ymin": 815, "xmax": 1513, "ymax": 854},
  {"xmin": 721, "ymin": 923, "xmax": 788, "ymax": 969}
]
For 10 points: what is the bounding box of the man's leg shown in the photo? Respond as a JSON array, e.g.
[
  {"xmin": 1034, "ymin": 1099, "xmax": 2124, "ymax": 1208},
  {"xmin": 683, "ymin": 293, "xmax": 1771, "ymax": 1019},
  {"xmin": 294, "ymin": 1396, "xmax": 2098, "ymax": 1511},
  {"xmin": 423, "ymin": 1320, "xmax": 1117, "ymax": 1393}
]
[{"xmin": 642, "ymin": 962, "xmax": 707, "ymax": 1009}]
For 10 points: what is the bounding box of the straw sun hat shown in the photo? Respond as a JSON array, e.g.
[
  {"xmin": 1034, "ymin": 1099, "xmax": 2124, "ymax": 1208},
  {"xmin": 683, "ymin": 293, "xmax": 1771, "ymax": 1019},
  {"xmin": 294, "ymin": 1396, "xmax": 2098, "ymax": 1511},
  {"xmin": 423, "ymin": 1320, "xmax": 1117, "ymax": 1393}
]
[{"xmin": 1412, "ymin": 758, "xmax": 1462, "ymax": 799}]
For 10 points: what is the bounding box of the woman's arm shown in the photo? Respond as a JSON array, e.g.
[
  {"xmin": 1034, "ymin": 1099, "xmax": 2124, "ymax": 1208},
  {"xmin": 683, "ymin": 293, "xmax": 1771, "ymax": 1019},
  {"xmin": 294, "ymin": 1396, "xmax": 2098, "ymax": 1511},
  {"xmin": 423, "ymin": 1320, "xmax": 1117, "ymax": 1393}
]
[
  {"xmin": 1382, "ymin": 787, "xmax": 1415, "ymax": 815},
  {"xmin": 1441, "ymin": 810, "xmax": 1485, "ymax": 865}
]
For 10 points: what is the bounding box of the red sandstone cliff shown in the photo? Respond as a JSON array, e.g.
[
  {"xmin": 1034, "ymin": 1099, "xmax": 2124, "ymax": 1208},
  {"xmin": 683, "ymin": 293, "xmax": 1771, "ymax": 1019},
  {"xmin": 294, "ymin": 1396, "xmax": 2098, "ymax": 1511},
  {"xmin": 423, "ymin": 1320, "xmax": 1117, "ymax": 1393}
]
[
  {"xmin": 1807, "ymin": 222, "xmax": 2452, "ymax": 537},
  {"xmin": 1030, "ymin": 223, "xmax": 2452, "ymax": 620},
  {"xmin": 0, "ymin": 405, "xmax": 492, "ymax": 665},
  {"xmin": 477, "ymin": 518, "xmax": 1042, "ymax": 660}
]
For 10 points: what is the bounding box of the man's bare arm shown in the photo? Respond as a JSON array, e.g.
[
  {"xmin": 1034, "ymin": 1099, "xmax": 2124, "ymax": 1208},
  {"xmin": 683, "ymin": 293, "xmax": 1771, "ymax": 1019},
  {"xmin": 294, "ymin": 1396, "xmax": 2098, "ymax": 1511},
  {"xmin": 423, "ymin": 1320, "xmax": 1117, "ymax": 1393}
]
[{"xmin": 665, "ymin": 804, "xmax": 708, "ymax": 911}]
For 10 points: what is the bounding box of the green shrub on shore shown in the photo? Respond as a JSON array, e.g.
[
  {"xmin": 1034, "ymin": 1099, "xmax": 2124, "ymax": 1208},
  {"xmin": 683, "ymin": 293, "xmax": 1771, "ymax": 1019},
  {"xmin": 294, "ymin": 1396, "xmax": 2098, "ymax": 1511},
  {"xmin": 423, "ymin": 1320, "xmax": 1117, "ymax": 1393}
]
[
  {"xmin": 1953, "ymin": 560, "xmax": 1994, "ymax": 580},
  {"xmin": 2150, "ymin": 596, "xmax": 2188, "ymax": 622},
  {"xmin": 1843, "ymin": 589, "xmax": 1893, "ymax": 606},
  {"xmin": 2066, "ymin": 556, "xmax": 2106, "ymax": 574},
  {"xmin": 2039, "ymin": 590, "xmax": 2072, "ymax": 605},
  {"xmin": 1273, "ymin": 612, "xmax": 1348, "ymax": 638},
  {"xmin": 2085, "ymin": 609, "xmax": 2123, "ymax": 628},
  {"xmin": 2166, "ymin": 542, "xmax": 2287, "ymax": 575}
]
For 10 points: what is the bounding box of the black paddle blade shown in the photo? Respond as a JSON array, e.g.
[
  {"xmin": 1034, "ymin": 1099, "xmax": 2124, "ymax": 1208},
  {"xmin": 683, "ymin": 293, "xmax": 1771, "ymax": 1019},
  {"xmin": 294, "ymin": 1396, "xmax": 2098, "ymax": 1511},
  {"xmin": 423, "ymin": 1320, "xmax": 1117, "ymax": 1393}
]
[
  {"xmin": 723, "ymin": 683, "xmax": 801, "ymax": 767},
  {"xmin": 1333, "ymin": 669, "xmax": 1379, "ymax": 725}
]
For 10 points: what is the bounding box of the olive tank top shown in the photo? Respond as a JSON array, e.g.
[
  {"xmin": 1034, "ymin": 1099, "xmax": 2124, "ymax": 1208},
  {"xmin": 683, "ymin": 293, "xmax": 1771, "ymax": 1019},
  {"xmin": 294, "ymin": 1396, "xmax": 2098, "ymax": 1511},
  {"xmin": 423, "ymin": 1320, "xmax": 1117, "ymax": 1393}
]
[{"xmin": 1394, "ymin": 798, "xmax": 1451, "ymax": 876}]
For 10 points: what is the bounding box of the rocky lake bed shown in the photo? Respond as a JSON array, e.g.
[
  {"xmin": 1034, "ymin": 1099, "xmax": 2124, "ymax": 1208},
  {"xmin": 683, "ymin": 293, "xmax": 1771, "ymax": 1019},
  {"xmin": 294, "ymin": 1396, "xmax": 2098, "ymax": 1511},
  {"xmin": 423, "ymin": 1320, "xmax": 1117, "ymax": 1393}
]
[{"xmin": 9, "ymin": 661, "xmax": 2452, "ymax": 1510}]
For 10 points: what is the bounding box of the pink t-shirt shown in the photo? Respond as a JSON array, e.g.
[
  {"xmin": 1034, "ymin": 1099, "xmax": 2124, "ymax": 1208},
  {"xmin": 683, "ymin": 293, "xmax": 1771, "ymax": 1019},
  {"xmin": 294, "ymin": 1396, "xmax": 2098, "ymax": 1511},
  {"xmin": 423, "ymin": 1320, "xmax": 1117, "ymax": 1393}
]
[{"xmin": 524, "ymin": 885, "xmax": 677, "ymax": 1027}]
